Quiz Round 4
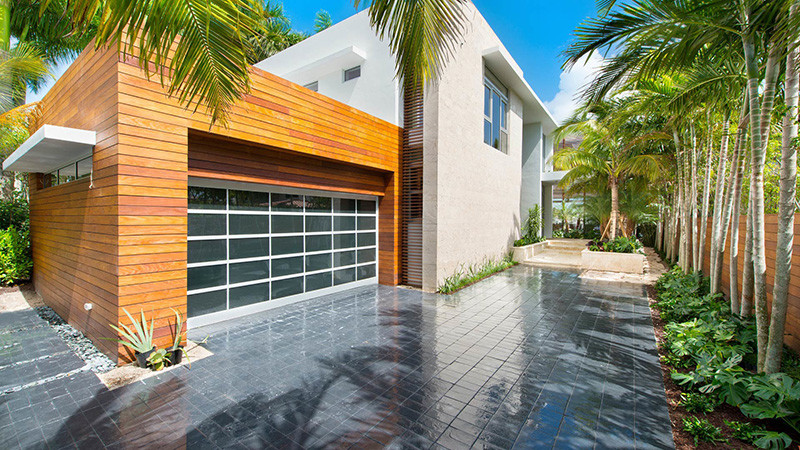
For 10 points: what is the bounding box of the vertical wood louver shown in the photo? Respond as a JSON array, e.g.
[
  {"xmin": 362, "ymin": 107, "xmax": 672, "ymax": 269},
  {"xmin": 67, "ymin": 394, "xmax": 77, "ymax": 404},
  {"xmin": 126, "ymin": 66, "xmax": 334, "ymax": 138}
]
[{"xmin": 401, "ymin": 82, "xmax": 424, "ymax": 287}]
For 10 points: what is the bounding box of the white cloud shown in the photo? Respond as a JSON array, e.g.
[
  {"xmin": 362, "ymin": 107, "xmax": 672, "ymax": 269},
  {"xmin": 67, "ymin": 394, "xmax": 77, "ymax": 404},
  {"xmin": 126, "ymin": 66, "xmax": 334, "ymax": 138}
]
[{"xmin": 544, "ymin": 53, "xmax": 605, "ymax": 125}]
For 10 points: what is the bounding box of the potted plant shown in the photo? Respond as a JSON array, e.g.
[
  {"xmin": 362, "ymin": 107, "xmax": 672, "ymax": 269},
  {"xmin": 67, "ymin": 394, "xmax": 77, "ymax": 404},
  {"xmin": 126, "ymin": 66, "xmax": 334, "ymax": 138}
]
[
  {"xmin": 167, "ymin": 308, "xmax": 186, "ymax": 366},
  {"xmin": 147, "ymin": 348, "xmax": 170, "ymax": 371},
  {"xmin": 107, "ymin": 309, "xmax": 156, "ymax": 368}
]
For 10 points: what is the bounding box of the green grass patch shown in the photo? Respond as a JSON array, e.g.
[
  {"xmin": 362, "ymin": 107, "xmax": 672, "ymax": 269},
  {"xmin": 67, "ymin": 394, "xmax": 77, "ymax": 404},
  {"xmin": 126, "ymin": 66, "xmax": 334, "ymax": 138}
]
[{"xmin": 438, "ymin": 254, "xmax": 517, "ymax": 294}]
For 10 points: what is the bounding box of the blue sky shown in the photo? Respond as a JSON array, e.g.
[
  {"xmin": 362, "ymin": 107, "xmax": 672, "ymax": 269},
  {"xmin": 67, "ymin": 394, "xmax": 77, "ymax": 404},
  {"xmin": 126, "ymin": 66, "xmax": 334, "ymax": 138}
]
[{"xmin": 29, "ymin": 0, "xmax": 600, "ymax": 122}]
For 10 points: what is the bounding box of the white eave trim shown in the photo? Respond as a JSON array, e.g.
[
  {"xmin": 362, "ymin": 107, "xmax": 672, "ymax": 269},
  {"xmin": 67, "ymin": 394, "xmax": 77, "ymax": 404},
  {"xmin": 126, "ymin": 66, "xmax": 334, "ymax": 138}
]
[
  {"xmin": 2, "ymin": 125, "xmax": 96, "ymax": 173},
  {"xmin": 482, "ymin": 46, "xmax": 559, "ymax": 132},
  {"xmin": 542, "ymin": 170, "xmax": 569, "ymax": 183},
  {"xmin": 283, "ymin": 45, "xmax": 367, "ymax": 84}
]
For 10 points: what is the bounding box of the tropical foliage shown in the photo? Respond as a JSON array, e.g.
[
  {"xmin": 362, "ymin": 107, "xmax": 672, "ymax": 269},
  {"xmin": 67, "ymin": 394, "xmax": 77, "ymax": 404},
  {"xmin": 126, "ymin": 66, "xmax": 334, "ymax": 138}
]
[
  {"xmin": 561, "ymin": 0, "xmax": 800, "ymax": 375},
  {"xmin": 438, "ymin": 253, "xmax": 516, "ymax": 294},
  {"xmin": 655, "ymin": 268, "xmax": 800, "ymax": 448}
]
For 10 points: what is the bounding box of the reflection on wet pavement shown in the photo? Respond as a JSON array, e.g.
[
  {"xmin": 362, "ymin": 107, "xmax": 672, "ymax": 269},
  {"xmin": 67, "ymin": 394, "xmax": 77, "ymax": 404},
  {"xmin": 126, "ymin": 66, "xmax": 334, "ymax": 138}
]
[{"xmin": 0, "ymin": 266, "xmax": 673, "ymax": 449}]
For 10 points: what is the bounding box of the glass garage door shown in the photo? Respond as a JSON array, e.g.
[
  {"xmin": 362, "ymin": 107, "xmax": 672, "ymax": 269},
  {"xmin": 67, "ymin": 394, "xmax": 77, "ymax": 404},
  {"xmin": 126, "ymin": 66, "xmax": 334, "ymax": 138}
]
[{"xmin": 187, "ymin": 185, "xmax": 378, "ymax": 323}]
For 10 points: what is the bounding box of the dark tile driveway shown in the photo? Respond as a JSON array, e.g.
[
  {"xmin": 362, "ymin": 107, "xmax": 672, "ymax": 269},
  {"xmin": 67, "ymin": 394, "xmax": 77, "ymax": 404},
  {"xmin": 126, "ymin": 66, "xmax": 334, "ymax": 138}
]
[{"xmin": 0, "ymin": 266, "xmax": 674, "ymax": 449}]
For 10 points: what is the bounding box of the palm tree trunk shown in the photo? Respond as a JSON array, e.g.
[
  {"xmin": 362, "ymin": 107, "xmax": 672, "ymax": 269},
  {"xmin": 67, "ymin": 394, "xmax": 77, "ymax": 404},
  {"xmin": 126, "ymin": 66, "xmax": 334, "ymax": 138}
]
[
  {"xmin": 698, "ymin": 116, "xmax": 714, "ymax": 275},
  {"xmin": 690, "ymin": 124, "xmax": 699, "ymax": 272},
  {"xmin": 725, "ymin": 127, "xmax": 745, "ymax": 314},
  {"xmin": 710, "ymin": 111, "xmax": 732, "ymax": 290},
  {"xmin": 743, "ymin": 28, "xmax": 781, "ymax": 369},
  {"xmin": 765, "ymin": 13, "xmax": 799, "ymax": 373},
  {"xmin": 729, "ymin": 141, "xmax": 746, "ymax": 312},
  {"xmin": 609, "ymin": 176, "xmax": 619, "ymax": 240}
]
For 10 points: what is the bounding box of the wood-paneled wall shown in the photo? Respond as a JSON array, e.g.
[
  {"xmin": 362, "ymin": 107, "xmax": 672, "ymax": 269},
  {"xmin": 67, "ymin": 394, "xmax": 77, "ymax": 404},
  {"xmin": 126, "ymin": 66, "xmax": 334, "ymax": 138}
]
[
  {"xmin": 29, "ymin": 44, "xmax": 121, "ymax": 357},
  {"xmin": 30, "ymin": 42, "xmax": 402, "ymax": 362},
  {"xmin": 700, "ymin": 214, "xmax": 800, "ymax": 353}
]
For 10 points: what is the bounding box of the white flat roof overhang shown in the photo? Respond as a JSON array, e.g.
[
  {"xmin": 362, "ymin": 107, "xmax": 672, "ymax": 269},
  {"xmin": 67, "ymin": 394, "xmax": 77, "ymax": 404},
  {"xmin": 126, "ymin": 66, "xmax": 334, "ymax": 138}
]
[
  {"xmin": 2, "ymin": 125, "xmax": 96, "ymax": 173},
  {"xmin": 482, "ymin": 46, "xmax": 559, "ymax": 133},
  {"xmin": 283, "ymin": 45, "xmax": 367, "ymax": 85},
  {"xmin": 542, "ymin": 170, "xmax": 569, "ymax": 184}
]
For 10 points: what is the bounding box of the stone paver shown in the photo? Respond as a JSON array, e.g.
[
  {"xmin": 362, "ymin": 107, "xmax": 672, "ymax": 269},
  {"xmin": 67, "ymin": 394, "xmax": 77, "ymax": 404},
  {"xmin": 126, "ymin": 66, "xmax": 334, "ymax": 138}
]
[{"xmin": 0, "ymin": 266, "xmax": 674, "ymax": 449}]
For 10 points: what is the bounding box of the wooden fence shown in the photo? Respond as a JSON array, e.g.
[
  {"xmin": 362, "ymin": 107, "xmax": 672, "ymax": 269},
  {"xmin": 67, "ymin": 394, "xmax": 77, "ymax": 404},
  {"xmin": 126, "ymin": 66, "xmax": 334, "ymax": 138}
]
[{"xmin": 700, "ymin": 213, "xmax": 800, "ymax": 353}]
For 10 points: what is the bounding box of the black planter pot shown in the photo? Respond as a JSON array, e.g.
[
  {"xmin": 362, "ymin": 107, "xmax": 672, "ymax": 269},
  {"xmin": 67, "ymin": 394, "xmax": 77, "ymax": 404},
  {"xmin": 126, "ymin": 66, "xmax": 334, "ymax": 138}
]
[
  {"xmin": 134, "ymin": 347, "xmax": 156, "ymax": 368},
  {"xmin": 168, "ymin": 347, "xmax": 183, "ymax": 366}
]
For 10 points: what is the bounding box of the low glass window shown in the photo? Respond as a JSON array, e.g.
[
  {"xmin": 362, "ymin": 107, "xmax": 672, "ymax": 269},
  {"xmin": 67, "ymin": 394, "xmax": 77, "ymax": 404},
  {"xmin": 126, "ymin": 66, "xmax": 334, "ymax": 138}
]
[
  {"xmin": 188, "ymin": 290, "xmax": 227, "ymax": 318},
  {"xmin": 334, "ymin": 268, "xmax": 356, "ymax": 285},
  {"xmin": 272, "ymin": 276, "xmax": 303, "ymax": 299},
  {"xmin": 306, "ymin": 216, "xmax": 332, "ymax": 232},
  {"xmin": 306, "ymin": 253, "xmax": 331, "ymax": 272},
  {"xmin": 188, "ymin": 265, "xmax": 227, "ymax": 291},
  {"xmin": 306, "ymin": 196, "xmax": 332, "ymax": 212},
  {"xmin": 189, "ymin": 214, "xmax": 226, "ymax": 236},
  {"xmin": 229, "ymin": 260, "xmax": 270, "ymax": 284},
  {"xmin": 271, "ymin": 193, "xmax": 303, "ymax": 211},
  {"xmin": 306, "ymin": 272, "xmax": 332, "ymax": 292},
  {"xmin": 344, "ymin": 66, "xmax": 361, "ymax": 82},
  {"xmin": 272, "ymin": 256, "xmax": 304, "ymax": 278},
  {"xmin": 229, "ymin": 215, "xmax": 269, "ymax": 235},
  {"xmin": 229, "ymin": 238, "xmax": 269, "ymax": 260},
  {"xmin": 334, "ymin": 216, "xmax": 355, "ymax": 231},
  {"xmin": 189, "ymin": 187, "xmax": 226, "ymax": 210},
  {"xmin": 229, "ymin": 283, "xmax": 269, "ymax": 308},
  {"xmin": 272, "ymin": 236, "xmax": 303, "ymax": 256},
  {"xmin": 229, "ymin": 190, "xmax": 270, "ymax": 211},
  {"xmin": 188, "ymin": 240, "xmax": 226, "ymax": 263},
  {"xmin": 272, "ymin": 215, "xmax": 303, "ymax": 234}
]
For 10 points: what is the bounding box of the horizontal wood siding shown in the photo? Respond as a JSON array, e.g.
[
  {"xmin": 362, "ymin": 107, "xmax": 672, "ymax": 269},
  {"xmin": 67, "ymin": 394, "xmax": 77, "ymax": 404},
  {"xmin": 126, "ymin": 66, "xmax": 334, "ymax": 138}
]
[
  {"xmin": 28, "ymin": 44, "xmax": 121, "ymax": 357},
  {"xmin": 30, "ymin": 43, "xmax": 401, "ymax": 362},
  {"xmin": 701, "ymin": 214, "xmax": 800, "ymax": 353}
]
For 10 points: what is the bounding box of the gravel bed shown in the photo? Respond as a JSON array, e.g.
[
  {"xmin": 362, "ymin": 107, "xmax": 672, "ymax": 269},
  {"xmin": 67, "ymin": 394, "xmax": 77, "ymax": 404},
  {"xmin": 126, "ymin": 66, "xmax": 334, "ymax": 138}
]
[{"xmin": 34, "ymin": 306, "xmax": 116, "ymax": 373}]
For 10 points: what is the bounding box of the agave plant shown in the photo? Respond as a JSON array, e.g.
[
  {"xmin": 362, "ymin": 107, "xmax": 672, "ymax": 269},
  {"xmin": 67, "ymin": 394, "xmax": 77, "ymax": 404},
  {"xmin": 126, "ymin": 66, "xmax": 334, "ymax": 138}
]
[{"xmin": 107, "ymin": 308, "xmax": 155, "ymax": 355}]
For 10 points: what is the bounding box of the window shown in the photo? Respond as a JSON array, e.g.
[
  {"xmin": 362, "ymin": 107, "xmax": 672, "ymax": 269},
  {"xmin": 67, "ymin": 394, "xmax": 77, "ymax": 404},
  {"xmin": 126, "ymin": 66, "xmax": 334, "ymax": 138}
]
[
  {"xmin": 343, "ymin": 66, "xmax": 361, "ymax": 82},
  {"xmin": 483, "ymin": 70, "xmax": 509, "ymax": 153},
  {"xmin": 304, "ymin": 81, "xmax": 319, "ymax": 92},
  {"xmin": 44, "ymin": 155, "xmax": 92, "ymax": 188}
]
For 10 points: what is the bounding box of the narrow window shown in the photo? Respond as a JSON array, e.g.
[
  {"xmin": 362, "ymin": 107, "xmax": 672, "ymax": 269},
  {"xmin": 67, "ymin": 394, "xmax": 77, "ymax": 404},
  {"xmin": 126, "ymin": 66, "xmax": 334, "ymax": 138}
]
[
  {"xmin": 343, "ymin": 66, "xmax": 361, "ymax": 82},
  {"xmin": 304, "ymin": 81, "xmax": 319, "ymax": 92},
  {"xmin": 484, "ymin": 70, "xmax": 509, "ymax": 153}
]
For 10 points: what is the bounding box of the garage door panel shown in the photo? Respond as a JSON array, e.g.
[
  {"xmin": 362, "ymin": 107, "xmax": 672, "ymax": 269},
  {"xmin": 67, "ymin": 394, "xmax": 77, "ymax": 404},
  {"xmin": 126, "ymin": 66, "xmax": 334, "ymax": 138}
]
[{"xmin": 187, "ymin": 185, "xmax": 378, "ymax": 324}]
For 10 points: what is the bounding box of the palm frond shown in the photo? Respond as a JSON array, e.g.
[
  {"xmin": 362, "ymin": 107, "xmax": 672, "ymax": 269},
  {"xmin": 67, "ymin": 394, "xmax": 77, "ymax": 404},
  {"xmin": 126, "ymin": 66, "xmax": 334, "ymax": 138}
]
[
  {"xmin": 356, "ymin": 0, "xmax": 468, "ymax": 84},
  {"xmin": 52, "ymin": 0, "xmax": 263, "ymax": 126}
]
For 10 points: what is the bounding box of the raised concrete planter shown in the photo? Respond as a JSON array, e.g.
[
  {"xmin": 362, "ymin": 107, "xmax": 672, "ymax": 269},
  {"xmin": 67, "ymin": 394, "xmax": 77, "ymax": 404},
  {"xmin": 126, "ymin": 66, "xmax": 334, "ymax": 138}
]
[
  {"xmin": 581, "ymin": 249, "xmax": 646, "ymax": 274},
  {"xmin": 512, "ymin": 240, "xmax": 549, "ymax": 262}
]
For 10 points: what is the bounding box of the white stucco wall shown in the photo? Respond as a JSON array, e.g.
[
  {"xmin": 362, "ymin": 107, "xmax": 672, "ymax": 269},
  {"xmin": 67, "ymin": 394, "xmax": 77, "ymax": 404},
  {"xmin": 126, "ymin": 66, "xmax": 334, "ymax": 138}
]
[
  {"xmin": 422, "ymin": 5, "xmax": 525, "ymax": 291},
  {"xmin": 255, "ymin": 11, "xmax": 402, "ymax": 126}
]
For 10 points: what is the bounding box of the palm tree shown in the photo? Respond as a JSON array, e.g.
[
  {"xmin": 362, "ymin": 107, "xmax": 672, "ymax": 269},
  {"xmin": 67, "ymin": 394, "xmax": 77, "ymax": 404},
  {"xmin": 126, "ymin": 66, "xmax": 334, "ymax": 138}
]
[
  {"xmin": 765, "ymin": 1, "xmax": 799, "ymax": 374},
  {"xmin": 314, "ymin": 10, "xmax": 334, "ymax": 33},
  {"xmin": 553, "ymin": 100, "xmax": 664, "ymax": 240},
  {"xmin": 245, "ymin": 2, "xmax": 308, "ymax": 64}
]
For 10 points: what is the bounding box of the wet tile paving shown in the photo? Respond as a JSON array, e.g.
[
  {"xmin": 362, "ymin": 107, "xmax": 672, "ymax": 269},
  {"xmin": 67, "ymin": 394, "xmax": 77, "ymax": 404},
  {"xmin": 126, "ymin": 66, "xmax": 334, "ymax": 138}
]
[{"xmin": 0, "ymin": 267, "xmax": 674, "ymax": 449}]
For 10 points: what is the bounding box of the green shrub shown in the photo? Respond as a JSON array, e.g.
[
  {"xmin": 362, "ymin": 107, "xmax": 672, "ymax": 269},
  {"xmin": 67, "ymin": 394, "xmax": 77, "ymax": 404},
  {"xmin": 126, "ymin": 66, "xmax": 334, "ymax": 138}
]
[
  {"xmin": 438, "ymin": 254, "xmax": 516, "ymax": 294},
  {"xmin": 680, "ymin": 392, "xmax": 718, "ymax": 413},
  {"xmin": 515, "ymin": 205, "xmax": 544, "ymax": 246},
  {"xmin": 0, "ymin": 195, "xmax": 29, "ymax": 231},
  {"xmin": 587, "ymin": 236, "xmax": 644, "ymax": 254},
  {"xmin": 0, "ymin": 226, "xmax": 33, "ymax": 285},
  {"xmin": 682, "ymin": 416, "xmax": 726, "ymax": 446},
  {"xmin": 725, "ymin": 420, "xmax": 764, "ymax": 444}
]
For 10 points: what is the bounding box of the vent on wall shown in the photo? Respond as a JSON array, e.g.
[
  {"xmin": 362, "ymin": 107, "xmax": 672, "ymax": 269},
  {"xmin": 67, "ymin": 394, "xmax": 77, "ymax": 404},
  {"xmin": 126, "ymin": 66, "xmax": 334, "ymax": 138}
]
[{"xmin": 401, "ymin": 81, "xmax": 424, "ymax": 287}]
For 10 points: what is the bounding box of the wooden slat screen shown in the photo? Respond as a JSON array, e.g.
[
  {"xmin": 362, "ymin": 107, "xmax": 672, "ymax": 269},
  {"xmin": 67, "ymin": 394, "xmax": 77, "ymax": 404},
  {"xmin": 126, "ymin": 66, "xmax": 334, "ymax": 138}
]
[{"xmin": 401, "ymin": 82, "xmax": 424, "ymax": 287}]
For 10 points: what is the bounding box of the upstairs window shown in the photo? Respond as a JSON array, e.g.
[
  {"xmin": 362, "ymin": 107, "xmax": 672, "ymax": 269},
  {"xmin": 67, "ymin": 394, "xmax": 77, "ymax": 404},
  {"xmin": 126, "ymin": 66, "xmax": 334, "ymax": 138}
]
[
  {"xmin": 343, "ymin": 66, "xmax": 361, "ymax": 82},
  {"xmin": 483, "ymin": 70, "xmax": 509, "ymax": 153},
  {"xmin": 304, "ymin": 81, "xmax": 319, "ymax": 92}
]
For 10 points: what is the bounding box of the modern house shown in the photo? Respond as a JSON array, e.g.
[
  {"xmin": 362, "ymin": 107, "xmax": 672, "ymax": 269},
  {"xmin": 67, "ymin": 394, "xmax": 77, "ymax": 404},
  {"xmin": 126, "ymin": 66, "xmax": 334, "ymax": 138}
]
[
  {"xmin": 2, "ymin": 4, "xmax": 562, "ymax": 361},
  {"xmin": 256, "ymin": 7, "xmax": 564, "ymax": 289}
]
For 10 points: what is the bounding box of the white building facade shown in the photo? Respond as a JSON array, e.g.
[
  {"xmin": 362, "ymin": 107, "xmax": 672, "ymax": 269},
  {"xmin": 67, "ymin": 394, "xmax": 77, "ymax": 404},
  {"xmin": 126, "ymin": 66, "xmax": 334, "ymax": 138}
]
[{"xmin": 257, "ymin": 5, "xmax": 564, "ymax": 291}]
